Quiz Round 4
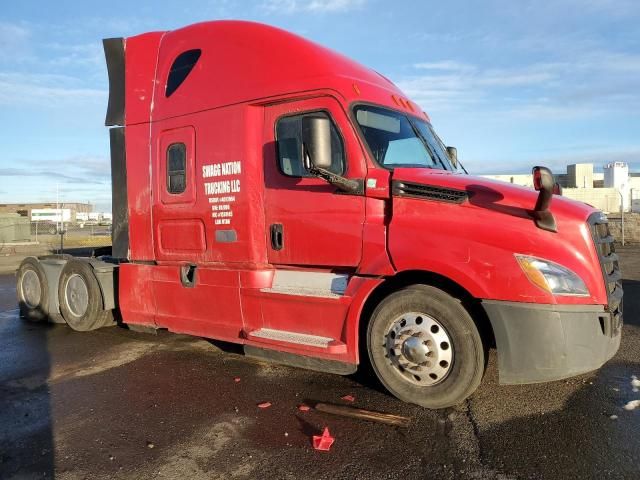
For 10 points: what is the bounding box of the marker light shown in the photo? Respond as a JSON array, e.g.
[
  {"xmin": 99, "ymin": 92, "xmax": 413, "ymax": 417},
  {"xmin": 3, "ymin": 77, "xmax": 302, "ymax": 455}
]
[{"xmin": 515, "ymin": 255, "xmax": 589, "ymax": 296}]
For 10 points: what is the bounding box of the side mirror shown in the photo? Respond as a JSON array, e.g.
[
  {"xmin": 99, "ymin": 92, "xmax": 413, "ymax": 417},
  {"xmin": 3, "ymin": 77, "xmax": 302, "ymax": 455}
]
[
  {"xmin": 302, "ymin": 116, "xmax": 333, "ymax": 170},
  {"xmin": 446, "ymin": 146, "xmax": 458, "ymax": 169},
  {"xmin": 531, "ymin": 166, "xmax": 557, "ymax": 232},
  {"xmin": 533, "ymin": 166, "xmax": 554, "ymax": 193}
]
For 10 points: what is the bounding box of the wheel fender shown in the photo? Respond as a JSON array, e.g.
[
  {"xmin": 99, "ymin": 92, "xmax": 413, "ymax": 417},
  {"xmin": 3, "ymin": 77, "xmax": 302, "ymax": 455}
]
[
  {"xmin": 37, "ymin": 257, "xmax": 118, "ymax": 313},
  {"xmin": 36, "ymin": 256, "xmax": 70, "ymax": 323},
  {"xmin": 85, "ymin": 259, "xmax": 118, "ymax": 311}
]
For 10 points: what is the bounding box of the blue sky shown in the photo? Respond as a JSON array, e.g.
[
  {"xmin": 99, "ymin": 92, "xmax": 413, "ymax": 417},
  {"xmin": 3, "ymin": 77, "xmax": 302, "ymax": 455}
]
[{"xmin": 1, "ymin": 0, "xmax": 639, "ymax": 211}]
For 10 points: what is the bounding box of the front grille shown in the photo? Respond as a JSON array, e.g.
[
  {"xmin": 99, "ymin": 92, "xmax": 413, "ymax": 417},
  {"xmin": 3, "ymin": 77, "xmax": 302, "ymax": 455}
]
[
  {"xmin": 392, "ymin": 181, "xmax": 468, "ymax": 204},
  {"xmin": 588, "ymin": 212, "xmax": 623, "ymax": 334}
]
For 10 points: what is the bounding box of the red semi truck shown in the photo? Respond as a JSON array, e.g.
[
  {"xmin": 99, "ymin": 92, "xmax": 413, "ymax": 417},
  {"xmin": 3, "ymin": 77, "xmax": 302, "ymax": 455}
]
[{"xmin": 16, "ymin": 21, "xmax": 622, "ymax": 408}]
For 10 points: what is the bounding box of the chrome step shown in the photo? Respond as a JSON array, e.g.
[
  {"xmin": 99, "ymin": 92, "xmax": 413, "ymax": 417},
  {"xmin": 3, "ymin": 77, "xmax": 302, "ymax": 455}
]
[
  {"xmin": 246, "ymin": 328, "xmax": 345, "ymax": 352},
  {"xmin": 249, "ymin": 328, "xmax": 333, "ymax": 347},
  {"xmin": 260, "ymin": 270, "xmax": 348, "ymax": 298}
]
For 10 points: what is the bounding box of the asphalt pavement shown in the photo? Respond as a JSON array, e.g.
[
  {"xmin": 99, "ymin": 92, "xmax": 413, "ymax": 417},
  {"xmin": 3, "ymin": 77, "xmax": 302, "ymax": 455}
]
[{"xmin": 0, "ymin": 248, "xmax": 639, "ymax": 479}]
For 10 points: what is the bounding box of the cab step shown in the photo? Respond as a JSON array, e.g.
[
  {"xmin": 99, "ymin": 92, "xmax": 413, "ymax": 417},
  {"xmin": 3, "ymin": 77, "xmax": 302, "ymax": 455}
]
[
  {"xmin": 260, "ymin": 271, "xmax": 348, "ymax": 298},
  {"xmin": 246, "ymin": 328, "xmax": 347, "ymax": 353}
]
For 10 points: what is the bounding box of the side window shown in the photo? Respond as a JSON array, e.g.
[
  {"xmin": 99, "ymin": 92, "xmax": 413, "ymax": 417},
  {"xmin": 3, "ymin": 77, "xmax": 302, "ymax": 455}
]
[
  {"xmin": 276, "ymin": 112, "xmax": 345, "ymax": 177},
  {"xmin": 166, "ymin": 49, "xmax": 201, "ymax": 97},
  {"xmin": 167, "ymin": 143, "xmax": 186, "ymax": 194}
]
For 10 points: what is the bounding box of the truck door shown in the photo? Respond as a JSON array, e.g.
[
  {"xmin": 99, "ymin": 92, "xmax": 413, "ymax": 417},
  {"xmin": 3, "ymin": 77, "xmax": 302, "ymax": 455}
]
[
  {"xmin": 149, "ymin": 124, "xmax": 242, "ymax": 340},
  {"xmin": 263, "ymin": 97, "xmax": 366, "ymax": 268}
]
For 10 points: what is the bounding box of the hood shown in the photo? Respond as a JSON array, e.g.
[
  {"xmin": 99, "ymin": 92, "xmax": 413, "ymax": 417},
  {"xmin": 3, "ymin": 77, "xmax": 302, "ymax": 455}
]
[{"xmin": 390, "ymin": 168, "xmax": 596, "ymax": 222}]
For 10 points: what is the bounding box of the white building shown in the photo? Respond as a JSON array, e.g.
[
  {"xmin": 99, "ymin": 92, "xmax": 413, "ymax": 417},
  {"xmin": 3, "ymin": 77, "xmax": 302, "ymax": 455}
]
[
  {"xmin": 31, "ymin": 208, "xmax": 72, "ymax": 223},
  {"xmin": 604, "ymin": 162, "xmax": 631, "ymax": 211},
  {"xmin": 604, "ymin": 162, "xmax": 629, "ymax": 190},
  {"xmin": 482, "ymin": 162, "xmax": 639, "ymax": 213}
]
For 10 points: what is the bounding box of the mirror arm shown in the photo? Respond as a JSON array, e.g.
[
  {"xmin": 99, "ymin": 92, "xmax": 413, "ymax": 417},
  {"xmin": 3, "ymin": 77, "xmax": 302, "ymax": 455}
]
[{"xmin": 309, "ymin": 166, "xmax": 363, "ymax": 194}]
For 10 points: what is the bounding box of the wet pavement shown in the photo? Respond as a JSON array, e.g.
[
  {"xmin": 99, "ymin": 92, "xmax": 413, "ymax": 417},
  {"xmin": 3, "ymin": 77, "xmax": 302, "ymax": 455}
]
[{"xmin": 0, "ymin": 249, "xmax": 639, "ymax": 479}]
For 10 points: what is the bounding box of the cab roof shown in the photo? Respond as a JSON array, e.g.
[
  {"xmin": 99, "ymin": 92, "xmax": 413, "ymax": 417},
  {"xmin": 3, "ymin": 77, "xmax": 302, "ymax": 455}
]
[{"xmin": 124, "ymin": 20, "xmax": 422, "ymax": 123}]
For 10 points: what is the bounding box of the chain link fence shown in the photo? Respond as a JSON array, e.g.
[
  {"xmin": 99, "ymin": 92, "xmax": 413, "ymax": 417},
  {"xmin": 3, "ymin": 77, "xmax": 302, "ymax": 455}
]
[{"xmin": 0, "ymin": 216, "xmax": 112, "ymax": 253}]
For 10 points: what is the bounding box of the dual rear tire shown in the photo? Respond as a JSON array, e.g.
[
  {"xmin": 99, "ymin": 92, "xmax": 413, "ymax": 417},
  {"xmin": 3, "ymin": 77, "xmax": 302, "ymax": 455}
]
[
  {"xmin": 17, "ymin": 258, "xmax": 49, "ymax": 322},
  {"xmin": 16, "ymin": 258, "xmax": 113, "ymax": 331},
  {"xmin": 57, "ymin": 260, "xmax": 115, "ymax": 331}
]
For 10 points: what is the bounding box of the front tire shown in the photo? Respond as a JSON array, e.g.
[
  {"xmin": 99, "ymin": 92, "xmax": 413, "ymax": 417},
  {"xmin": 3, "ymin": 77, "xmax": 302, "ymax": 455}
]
[
  {"xmin": 367, "ymin": 285, "xmax": 485, "ymax": 409},
  {"xmin": 58, "ymin": 260, "xmax": 114, "ymax": 331}
]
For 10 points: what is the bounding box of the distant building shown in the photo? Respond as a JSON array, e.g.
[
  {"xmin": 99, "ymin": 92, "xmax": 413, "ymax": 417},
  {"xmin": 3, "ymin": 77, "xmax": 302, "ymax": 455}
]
[
  {"xmin": 482, "ymin": 162, "xmax": 639, "ymax": 213},
  {"xmin": 604, "ymin": 162, "xmax": 629, "ymax": 189},
  {"xmin": 0, "ymin": 213, "xmax": 30, "ymax": 243},
  {"xmin": 0, "ymin": 202, "xmax": 93, "ymax": 222},
  {"xmin": 567, "ymin": 163, "xmax": 594, "ymax": 189}
]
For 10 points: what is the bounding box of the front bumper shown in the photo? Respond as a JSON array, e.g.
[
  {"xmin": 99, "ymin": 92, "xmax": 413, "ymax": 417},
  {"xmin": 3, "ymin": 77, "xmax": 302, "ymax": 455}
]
[{"xmin": 483, "ymin": 300, "xmax": 622, "ymax": 384}]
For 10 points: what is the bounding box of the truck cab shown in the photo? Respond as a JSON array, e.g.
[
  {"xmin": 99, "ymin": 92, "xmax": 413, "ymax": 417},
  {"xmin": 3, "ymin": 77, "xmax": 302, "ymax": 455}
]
[{"xmin": 17, "ymin": 21, "xmax": 622, "ymax": 408}]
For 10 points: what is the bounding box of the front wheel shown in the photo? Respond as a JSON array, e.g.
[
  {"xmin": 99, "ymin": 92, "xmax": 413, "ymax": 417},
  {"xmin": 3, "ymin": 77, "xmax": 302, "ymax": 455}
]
[{"xmin": 367, "ymin": 285, "xmax": 485, "ymax": 409}]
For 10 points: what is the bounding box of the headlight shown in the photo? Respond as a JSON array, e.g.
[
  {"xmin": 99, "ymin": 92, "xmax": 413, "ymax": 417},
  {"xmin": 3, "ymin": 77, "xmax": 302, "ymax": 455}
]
[{"xmin": 515, "ymin": 255, "xmax": 589, "ymax": 296}]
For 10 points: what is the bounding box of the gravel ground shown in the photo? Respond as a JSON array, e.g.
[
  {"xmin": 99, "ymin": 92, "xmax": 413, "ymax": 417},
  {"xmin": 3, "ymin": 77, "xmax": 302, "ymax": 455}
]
[{"xmin": 0, "ymin": 247, "xmax": 638, "ymax": 479}]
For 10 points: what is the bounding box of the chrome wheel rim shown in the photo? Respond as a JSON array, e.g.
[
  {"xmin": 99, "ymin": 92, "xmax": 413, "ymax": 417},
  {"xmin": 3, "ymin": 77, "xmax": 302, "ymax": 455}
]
[
  {"xmin": 65, "ymin": 274, "xmax": 89, "ymax": 317},
  {"xmin": 20, "ymin": 270, "xmax": 41, "ymax": 308},
  {"xmin": 384, "ymin": 312, "xmax": 454, "ymax": 386}
]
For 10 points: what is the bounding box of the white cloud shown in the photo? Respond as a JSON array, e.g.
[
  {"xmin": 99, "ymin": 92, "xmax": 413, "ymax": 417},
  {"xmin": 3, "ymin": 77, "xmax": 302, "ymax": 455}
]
[
  {"xmin": 45, "ymin": 42, "xmax": 104, "ymax": 69},
  {"xmin": 0, "ymin": 154, "xmax": 112, "ymax": 206},
  {"xmin": 0, "ymin": 22, "xmax": 30, "ymax": 43},
  {"xmin": 0, "ymin": 72, "xmax": 106, "ymax": 107},
  {"xmin": 0, "ymin": 155, "xmax": 110, "ymax": 185},
  {"xmin": 396, "ymin": 51, "xmax": 640, "ymax": 119},
  {"xmin": 470, "ymin": 147, "xmax": 640, "ymax": 175},
  {"xmin": 0, "ymin": 21, "xmax": 31, "ymax": 60},
  {"xmin": 262, "ymin": 0, "xmax": 365, "ymax": 13},
  {"xmin": 413, "ymin": 61, "xmax": 474, "ymax": 72}
]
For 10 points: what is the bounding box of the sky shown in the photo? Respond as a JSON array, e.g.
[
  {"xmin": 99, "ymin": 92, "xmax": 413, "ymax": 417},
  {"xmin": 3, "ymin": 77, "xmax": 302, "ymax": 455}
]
[{"xmin": 1, "ymin": 0, "xmax": 639, "ymax": 211}]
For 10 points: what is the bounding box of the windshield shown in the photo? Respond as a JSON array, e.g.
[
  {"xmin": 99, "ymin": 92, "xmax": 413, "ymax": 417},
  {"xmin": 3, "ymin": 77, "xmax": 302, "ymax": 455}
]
[{"xmin": 353, "ymin": 105, "xmax": 454, "ymax": 171}]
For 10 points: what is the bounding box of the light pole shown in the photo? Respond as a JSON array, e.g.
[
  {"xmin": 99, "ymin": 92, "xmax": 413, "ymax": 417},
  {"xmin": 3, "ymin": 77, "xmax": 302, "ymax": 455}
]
[{"xmin": 618, "ymin": 186, "xmax": 625, "ymax": 247}]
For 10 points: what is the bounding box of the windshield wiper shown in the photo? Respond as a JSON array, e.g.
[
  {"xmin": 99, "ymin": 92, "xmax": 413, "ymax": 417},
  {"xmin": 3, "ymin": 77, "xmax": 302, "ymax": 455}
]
[{"xmin": 407, "ymin": 118, "xmax": 449, "ymax": 170}]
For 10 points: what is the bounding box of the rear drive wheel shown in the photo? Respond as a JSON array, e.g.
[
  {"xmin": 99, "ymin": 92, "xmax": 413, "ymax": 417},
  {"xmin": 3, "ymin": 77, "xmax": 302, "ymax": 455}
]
[
  {"xmin": 58, "ymin": 260, "xmax": 114, "ymax": 331},
  {"xmin": 367, "ymin": 285, "xmax": 485, "ymax": 409},
  {"xmin": 16, "ymin": 258, "xmax": 49, "ymax": 322}
]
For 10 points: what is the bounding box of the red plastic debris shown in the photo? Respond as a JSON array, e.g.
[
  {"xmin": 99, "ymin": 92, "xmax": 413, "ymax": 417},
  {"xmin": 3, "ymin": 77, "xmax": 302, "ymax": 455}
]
[
  {"xmin": 298, "ymin": 404, "xmax": 311, "ymax": 412},
  {"xmin": 234, "ymin": 377, "xmax": 241, "ymax": 383},
  {"xmin": 341, "ymin": 394, "xmax": 355, "ymax": 402},
  {"xmin": 257, "ymin": 402, "xmax": 272, "ymax": 409},
  {"xmin": 312, "ymin": 427, "xmax": 335, "ymax": 451}
]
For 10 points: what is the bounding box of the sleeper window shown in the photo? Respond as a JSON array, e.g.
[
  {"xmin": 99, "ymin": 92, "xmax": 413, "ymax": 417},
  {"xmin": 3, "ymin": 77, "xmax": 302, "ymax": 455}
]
[
  {"xmin": 167, "ymin": 143, "xmax": 186, "ymax": 194},
  {"xmin": 166, "ymin": 49, "xmax": 202, "ymax": 97},
  {"xmin": 276, "ymin": 112, "xmax": 345, "ymax": 177}
]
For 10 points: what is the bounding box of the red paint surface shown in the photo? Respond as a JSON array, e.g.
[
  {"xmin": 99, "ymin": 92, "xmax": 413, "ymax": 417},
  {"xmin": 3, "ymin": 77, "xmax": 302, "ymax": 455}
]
[{"xmin": 115, "ymin": 20, "xmax": 605, "ymax": 372}]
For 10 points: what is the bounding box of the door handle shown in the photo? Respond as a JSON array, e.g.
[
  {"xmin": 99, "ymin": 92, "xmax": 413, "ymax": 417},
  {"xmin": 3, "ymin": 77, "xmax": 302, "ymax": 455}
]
[{"xmin": 270, "ymin": 224, "xmax": 284, "ymax": 251}]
